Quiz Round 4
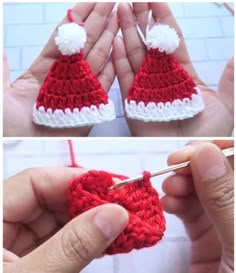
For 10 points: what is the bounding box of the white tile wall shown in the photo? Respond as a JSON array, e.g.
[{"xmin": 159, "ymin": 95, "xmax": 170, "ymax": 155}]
[
  {"xmin": 3, "ymin": 139, "xmax": 190, "ymax": 273},
  {"xmin": 3, "ymin": 2, "xmax": 234, "ymax": 136}
]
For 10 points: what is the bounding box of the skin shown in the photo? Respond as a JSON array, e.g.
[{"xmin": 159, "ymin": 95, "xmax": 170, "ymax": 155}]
[
  {"xmin": 3, "ymin": 167, "xmax": 129, "ymax": 273},
  {"xmin": 113, "ymin": 2, "xmax": 234, "ymax": 136},
  {"xmin": 4, "ymin": 3, "xmax": 234, "ymax": 137},
  {"xmin": 162, "ymin": 140, "xmax": 234, "ymax": 273},
  {"xmin": 3, "ymin": 141, "xmax": 234, "ymax": 273},
  {"xmin": 3, "ymin": 3, "xmax": 118, "ymax": 136}
]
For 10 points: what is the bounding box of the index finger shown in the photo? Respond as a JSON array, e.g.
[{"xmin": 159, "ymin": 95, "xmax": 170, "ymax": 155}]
[
  {"xmin": 39, "ymin": 3, "xmax": 95, "ymax": 60},
  {"xmin": 167, "ymin": 140, "xmax": 234, "ymax": 175},
  {"xmin": 3, "ymin": 167, "xmax": 87, "ymax": 223},
  {"xmin": 149, "ymin": 2, "xmax": 200, "ymax": 83}
]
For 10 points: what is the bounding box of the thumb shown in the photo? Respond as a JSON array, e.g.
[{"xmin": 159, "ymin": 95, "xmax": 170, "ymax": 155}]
[
  {"xmin": 15, "ymin": 204, "xmax": 128, "ymax": 273},
  {"xmin": 190, "ymin": 143, "xmax": 234, "ymax": 251}
]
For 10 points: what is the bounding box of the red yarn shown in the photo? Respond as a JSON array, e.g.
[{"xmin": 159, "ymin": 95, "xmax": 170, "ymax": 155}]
[
  {"xmin": 127, "ymin": 49, "xmax": 197, "ymax": 105},
  {"xmin": 67, "ymin": 9, "xmax": 84, "ymax": 26},
  {"xmin": 67, "ymin": 140, "xmax": 83, "ymax": 168},
  {"xmin": 67, "ymin": 9, "xmax": 74, "ymax": 23},
  {"xmin": 67, "ymin": 170, "xmax": 166, "ymax": 255},
  {"xmin": 35, "ymin": 53, "xmax": 109, "ymax": 111}
]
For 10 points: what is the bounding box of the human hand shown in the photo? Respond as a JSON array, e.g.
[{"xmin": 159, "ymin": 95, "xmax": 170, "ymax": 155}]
[
  {"xmin": 162, "ymin": 141, "xmax": 234, "ymax": 273},
  {"xmin": 113, "ymin": 2, "xmax": 234, "ymax": 136},
  {"xmin": 4, "ymin": 3, "xmax": 118, "ymax": 137},
  {"xmin": 3, "ymin": 167, "xmax": 128, "ymax": 273}
]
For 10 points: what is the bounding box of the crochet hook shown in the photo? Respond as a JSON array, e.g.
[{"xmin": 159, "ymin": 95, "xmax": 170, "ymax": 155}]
[{"xmin": 109, "ymin": 147, "xmax": 234, "ymax": 190}]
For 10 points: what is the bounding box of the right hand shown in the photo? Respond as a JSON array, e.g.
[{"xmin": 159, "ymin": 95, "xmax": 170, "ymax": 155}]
[
  {"xmin": 113, "ymin": 2, "xmax": 234, "ymax": 137},
  {"xmin": 162, "ymin": 141, "xmax": 234, "ymax": 273}
]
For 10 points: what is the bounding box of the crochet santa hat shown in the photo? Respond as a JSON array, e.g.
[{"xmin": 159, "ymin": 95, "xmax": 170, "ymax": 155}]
[
  {"xmin": 125, "ymin": 18, "xmax": 205, "ymax": 122},
  {"xmin": 33, "ymin": 11, "xmax": 115, "ymax": 128},
  {"xmin": 67, "ymin": 170, "xmax": 166, "ymax": 254}
]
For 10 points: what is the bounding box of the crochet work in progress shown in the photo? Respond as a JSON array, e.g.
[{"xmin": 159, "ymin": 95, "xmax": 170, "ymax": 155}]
[
  {"xmin": 33, "ymin": 10, "xmax": 115, "ymax": 128},
  {"xmin": 125, "ymin": 24, "xmax": 205, "ymax": 122},
  {"xmin": 67, "ymin": 170, "xmax": 166, "ymax": 255}
]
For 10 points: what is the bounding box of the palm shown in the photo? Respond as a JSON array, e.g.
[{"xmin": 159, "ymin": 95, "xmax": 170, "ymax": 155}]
[
  {"xmin": 126, "ymin": 89, "xmax": 233, "ymax": 137},
  {"xmin": 113, "ymin": 3, "xmax": 234, "ymax": 137},
  {"xmin": 3, "ymin": 3, "xmax": 118, "ymax": 137},
  {"xmin": 4, "ymin": 70, "xmax": 91, "ymax": 137}
]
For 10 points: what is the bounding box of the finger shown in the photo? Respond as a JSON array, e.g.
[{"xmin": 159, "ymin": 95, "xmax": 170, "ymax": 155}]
[
  {"xmin": 167, "ymin": 140, "xmax": 234, "ymax": 175},
  {"xmin": 190, "ymin": 143, "xmax": 234, "ymax": 249},
  {"xmin": 40, "ymin": 3, "xmax": 96, "ymax": 60},
  {"xmin": 118, "ymin": 3, "xmax": 146, "ymax": 74},
  {"xmin": 19, "ymin": 204, "xmax": 128, "ymax": 273},
  {"xmin": 3, "ymin": 51, "xmax": 11, "ymax": 88},
  {"xmin": 86, "ymin": 11, "xmax": 119, "ymax": 75},
  {"xmin": 3, "ymin": 248, "xmax": 19, "ymax": 262},
  {"xmin": 97, "ymin": 56, "xmax": 115, "ymax": 93},
  {"xmin": 4, "ymin": 167, "xmax": 87, "ymax": 223},
  {"xmin": 83, "ymin": 3, "xmax": 115, "ymax": 56},
  {"xmin": 113, "ymin": 36, "xmax": 134, "ymax": 100},
  {"xmin": 149, "ymin": 2, "xmax": 200, "ymax": 83},
  {"xmin": 132, "ymin": 2, "xmax": 151, "ymax": 34},
  {"xmin": 161, "ymin": 195, "xmax": 202, "ymax": 222},
  {"xmin": 167, "ymin": 145, "xmax": 194, "ymax": 175},
  {"xmin": 161, "ymin": 195, "xmax": 213, "ymax": 241},
  {"xmin": 217, "ymin": 58, "xmax": 234, "ymax": 115},
  {"xmin": 162, "ymin": 174, "xmax": 195, "ymax": 197}
]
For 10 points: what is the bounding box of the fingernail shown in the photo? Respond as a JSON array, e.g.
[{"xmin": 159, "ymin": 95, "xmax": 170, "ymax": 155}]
[
  {"xmin": 94, "ymin": 205, "xmax": 129, "ymax": 239},
  {"xmin": 194, "ymin": 144, "xmax": 226, "ymax": 182},
  {"xmin": 168, "ymin": 145, "xmax": 193, "ymax": 165}
]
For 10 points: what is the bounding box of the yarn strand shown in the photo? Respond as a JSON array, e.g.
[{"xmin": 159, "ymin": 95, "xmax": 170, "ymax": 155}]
[
  {"xmin": 67, "ymin": 9, "xmax": 74, "ymax": 23},
  {"xmin": 67, "ymin": 140, "xmax": 82, "ymax": 168}
]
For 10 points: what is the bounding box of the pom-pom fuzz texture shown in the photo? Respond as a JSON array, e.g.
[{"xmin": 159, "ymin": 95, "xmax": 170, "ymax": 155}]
[
  {"xmin": 67, "ymin": 170, "xmax": 166, "ymax": 254},
  {"xmin": 125, "ymin": 23, "xmax": 204, "ymax": 122},
  {"xmin": 55, "ymin": 23, "xmax": 86, "ymax": 55},
  {"xmin": 146, "ymin": 24, "xmax": 180, "ymax": 54}
]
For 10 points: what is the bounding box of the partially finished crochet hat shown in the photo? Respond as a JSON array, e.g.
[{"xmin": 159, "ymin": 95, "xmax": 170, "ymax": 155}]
[
  {"xmin": 33, "ymin": 11, "xmax": 115, "ymax": 128},
  {"xmin": 125, "ymin": 23, "xmax": 205, "ymax": 122},
  {"xmin": 67, "ymin": 170, "xmax": 166, "ymax": 254}
]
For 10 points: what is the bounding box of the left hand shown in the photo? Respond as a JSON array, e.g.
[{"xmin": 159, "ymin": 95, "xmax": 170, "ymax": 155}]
[
  {"xmin": 3, "ymin": 167, "xmax": 128, "ymax": 273},
  {"xmin": 4, "ymin": 3, "xmax": 118, "ymax": 137},
  {"xmin": 3, "ymin": 167, "xmax": 87, "ymax": 257}
]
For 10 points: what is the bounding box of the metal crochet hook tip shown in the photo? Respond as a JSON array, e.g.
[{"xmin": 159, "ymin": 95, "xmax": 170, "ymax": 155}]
[{"xmin": 109, "ymin": 147, "xmax": 234, "ymax": 190}]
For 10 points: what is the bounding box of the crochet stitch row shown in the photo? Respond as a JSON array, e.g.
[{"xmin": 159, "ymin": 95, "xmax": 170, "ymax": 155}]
[{"xmin": 67, "ymin": 170, "xmax": 166, "ymax": 254}]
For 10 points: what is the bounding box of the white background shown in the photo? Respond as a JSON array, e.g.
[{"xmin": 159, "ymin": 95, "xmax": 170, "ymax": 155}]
[
  {"xmin": 3, "ymin": 138, "xmax": 194, "ymax": 273},
  {"xmin": 3, "ymin": 2, "xmax": 234, "ymax": 136}
]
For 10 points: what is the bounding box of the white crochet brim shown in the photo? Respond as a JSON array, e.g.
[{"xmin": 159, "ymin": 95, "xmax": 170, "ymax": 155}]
[
  {"xmin": 33, "ymin": 99, "xmax": 115, "ymax": 128},
  {"xmin": 125, "ymin": 88, "xmax": 204, "ymax": 122}
]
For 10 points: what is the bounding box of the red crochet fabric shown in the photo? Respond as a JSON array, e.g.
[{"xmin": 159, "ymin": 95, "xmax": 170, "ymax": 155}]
[
  {"xmin": 67, "ymin": 170, "xmax": 166, "ymax": 255},
  {"xmin": 35, "ymin": 53, "xmax": 109, "ymax": 111},
  {"xmin": 127, "ymin": 49, "xmax": 196, "ymax": 105},
  {"xmin": 33, "ymin": 12, "xmax": 115, "ymax": 128}
]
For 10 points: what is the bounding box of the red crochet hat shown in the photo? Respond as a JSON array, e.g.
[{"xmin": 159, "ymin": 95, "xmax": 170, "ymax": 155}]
[
  {"xmin": 67, "ymin": 170, "xmax": 166, "ymax": 255},
  {"xmin": 125, "ymin": 22, "xmax": 205, "ymax": 122},
  {"xmin": 33, "ymin": 11, "xmax": 115, "ymax": 128}
]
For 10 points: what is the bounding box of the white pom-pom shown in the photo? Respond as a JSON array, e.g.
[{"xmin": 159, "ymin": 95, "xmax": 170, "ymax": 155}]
[
  {"xmin": 146, "ymin": 24, "xmax": 180, "ymax": 54},
  {"xmin": 55, "ymin": 23, "xmax": 86, "ymax": 56}
]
